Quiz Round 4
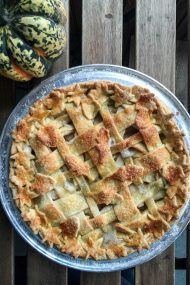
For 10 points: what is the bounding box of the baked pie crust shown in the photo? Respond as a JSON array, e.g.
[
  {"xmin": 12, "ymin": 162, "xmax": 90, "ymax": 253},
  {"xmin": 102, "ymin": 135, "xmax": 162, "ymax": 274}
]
[{"xmin": 9, "ymin": 81, "xmax": 190, "ymax": 260}]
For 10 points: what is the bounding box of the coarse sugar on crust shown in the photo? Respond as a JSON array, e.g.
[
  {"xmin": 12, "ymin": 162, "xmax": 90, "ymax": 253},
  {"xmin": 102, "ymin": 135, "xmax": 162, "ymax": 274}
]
[{"xmin": 9, "ymin": 81, "xmax": 190, "ymax": 260}]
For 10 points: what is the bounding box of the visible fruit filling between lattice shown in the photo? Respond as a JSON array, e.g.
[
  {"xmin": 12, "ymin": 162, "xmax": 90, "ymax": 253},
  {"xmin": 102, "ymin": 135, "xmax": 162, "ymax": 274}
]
[{"xmin": 9, "ymin": 81, "xmax": 190, "ymax": 260}]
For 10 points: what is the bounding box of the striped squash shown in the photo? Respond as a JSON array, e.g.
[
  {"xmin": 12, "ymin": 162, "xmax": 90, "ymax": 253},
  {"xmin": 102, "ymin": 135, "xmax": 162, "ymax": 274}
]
[{"xmin": 0, "ymin": 0, "xmax": 67, "ymax": 81}]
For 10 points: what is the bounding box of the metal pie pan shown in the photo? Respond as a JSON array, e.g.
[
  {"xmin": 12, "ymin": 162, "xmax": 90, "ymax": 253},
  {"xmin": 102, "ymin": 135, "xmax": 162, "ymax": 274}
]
[{"xmin": 0, "ymin": 64, "xmax": 190, "ymax": 272}]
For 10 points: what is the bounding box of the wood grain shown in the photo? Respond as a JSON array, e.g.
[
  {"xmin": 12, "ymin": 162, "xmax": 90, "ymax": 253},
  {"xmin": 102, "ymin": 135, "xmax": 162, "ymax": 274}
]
[
  {"xmin": 136, "ymin": 0, "xmax": 176, "ymax": 91},
  {"xmin": 81, "ymin": 0, "xmax": 122, "ymax": 283},
  {"xmin": 82, "ymin": 0, "xmax": 123, "ymax": 65},
  {"xmin": 136, "ymin": 1, "xmax": 176, "ymax": 284},
  {"xmin": 27, "ymin": 249, "xmax": 68, "ymax": 285},
  {"xmin": 80, "ymin": 272, "xmax": 121, "ymax": 285},
  {"xmin": 27, "ymin": 1, "xmax": 69, "ymax": 284}
]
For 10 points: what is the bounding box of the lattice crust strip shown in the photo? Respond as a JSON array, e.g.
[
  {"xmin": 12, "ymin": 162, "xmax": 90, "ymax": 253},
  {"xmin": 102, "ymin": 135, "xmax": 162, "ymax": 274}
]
[{"xmin": 9, "ymin": 81, "xmax": 190, "ymax": 260}]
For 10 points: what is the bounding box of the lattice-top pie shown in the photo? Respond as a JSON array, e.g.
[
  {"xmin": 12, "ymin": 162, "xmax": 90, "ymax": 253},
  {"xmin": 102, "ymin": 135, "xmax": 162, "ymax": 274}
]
[{"xmin": 9, "ymin": 81, "xmax": 190, "ymax": 260}]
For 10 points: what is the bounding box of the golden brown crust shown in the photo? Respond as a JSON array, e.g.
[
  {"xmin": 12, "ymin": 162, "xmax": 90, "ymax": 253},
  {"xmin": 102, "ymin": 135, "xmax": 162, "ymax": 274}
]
[
  {"xmin": 9, "ymin": 81, "xmax": 190, "ymax": 260},
  {"xmin": 64, "ymin": 155, "xmax": 89, "ymax": 177},
  {"xmin": 60, "ymin": 217, "xmax": 80, "ymax": 238},
  {"xmin": 163, "ymin": 165, "xmax": 185, "ymax": 185},
  {"xmin": 12, "ymin": 117, "xmax": 30, "ymax": 142},
  {"xmin": 42, "ymin": 226, "xmax": 62, "ymax": 247},
  {"xmin": 110, "ymin": 165, "xmax": 144, "ymax": 182},
  {"xmin": 111, "ymin": 132, "xmax": 142, "ymax": 154},
  {"xmin": 140, "ymin": 147, "xmax": 170, "ymax": 174},
  {"xmin": 61, "ymin": 237, "xmax": 86, "ymax": 258},
  {"xmin": 144, "ymin": 216, "xmax": 169, "ymax": 238},
  {"xmin": 31, "ymin": 173, "xmax": 56, "ymax": 195},
  {"xmin": 88, "ymin": 188, "xmax": 117, "ymax": 205},
  {"xmin": 10, "ymin": 165, "xmax": 34, "ymax": 187},
  {"xmin": 15, "ymin": 187, "xmax": 32, "ymax": 207},
  {"xmin": 107, "ymin": 244, "xmax": 127, "ymax": 257},
  {"xmin": 136, "ymin": 108, "xmax": 151, "ymax": 129},
  {"xmin": 91, "ymin": 128, "xmax": 109, "ymax": 165},
  {"xmin": 37, "ymin": 125, "xmax": 58, "ymax": 148},
  {"xmin": 140, "ymin": 126, "xmax": 161, "ymax": 149},
  {"xmin": 36, "ymin": 151, "xmax": 63, "ymax": 174},
  {"xmin": 91, "ymin": 215, "xmax": 106, "ymax": 228},
  {"xmin": 44, "ymin": 203, "xmax": 63, "ymax": 221}
]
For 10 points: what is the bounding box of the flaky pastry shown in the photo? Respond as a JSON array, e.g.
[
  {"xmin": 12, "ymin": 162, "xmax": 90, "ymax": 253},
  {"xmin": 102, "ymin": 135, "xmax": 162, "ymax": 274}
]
[{"xmin": 9, "ymin": 81, "xmax": 190, "ymax": 260}]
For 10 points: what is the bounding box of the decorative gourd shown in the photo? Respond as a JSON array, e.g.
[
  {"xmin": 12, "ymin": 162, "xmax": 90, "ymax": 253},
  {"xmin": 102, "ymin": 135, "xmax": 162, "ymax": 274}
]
[{"xmin": 0, "ymin": 0, "xmax": 67, "ymax": 81}]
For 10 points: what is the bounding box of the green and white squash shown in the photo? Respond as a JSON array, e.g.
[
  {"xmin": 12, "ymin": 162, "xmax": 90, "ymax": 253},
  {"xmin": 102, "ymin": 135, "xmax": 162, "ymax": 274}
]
[{"xmin": 0, "ymin": 0, "xmax": 67, "ymax": 81}]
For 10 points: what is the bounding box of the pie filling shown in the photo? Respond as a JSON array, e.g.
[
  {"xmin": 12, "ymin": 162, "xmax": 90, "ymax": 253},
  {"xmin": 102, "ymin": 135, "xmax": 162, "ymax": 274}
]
[{"xmin": 9, "ymin": 81, "xmax": 190, "ymax": 260}]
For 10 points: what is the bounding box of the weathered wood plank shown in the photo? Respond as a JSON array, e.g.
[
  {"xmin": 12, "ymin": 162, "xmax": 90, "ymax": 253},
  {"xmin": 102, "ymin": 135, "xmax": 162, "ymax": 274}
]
[
  {"xmin": 28, "ymin": 249, "xmax": 68, "ymax": 285},
  {"xmin": 135, "ymin": 247, "xmax": 174, "ymax": 285},
  {"xmin": 135, "ymin": 1, "xmax": 176, "ymax": 284},
  {"xmin": 0, "ymin": 77, "xmax": 15, "ymax": 285},
  {"xmin": 27, "ymin": 1, "xmax": 69, "ymax": 284},
  {"xmin": 136, "ymin": 0, "xmax": 176, "ymax": 91},
  {"xmin": 80, "ymin": 272, "xmax": 121, "ymax": 285},
  {"xmin": 81, "ymin": 0, "xmax": 122, "ymax": 283},
  {"xmin": 82, "ymin": 0, "xmax": 123, "ymax": 65}
]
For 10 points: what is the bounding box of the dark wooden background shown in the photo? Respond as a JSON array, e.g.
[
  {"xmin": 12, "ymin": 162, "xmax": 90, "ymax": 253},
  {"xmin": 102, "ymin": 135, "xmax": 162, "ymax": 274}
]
[{"xmin": 0, "ymin": 0, "xmax": 189, "ymax": 284}]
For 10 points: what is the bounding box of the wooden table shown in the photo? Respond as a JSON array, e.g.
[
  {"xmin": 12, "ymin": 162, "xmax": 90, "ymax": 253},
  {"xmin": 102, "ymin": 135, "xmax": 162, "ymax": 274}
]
[{"xmin": 0, "ymin": 0, "xmax": 189, "ymax": 284}]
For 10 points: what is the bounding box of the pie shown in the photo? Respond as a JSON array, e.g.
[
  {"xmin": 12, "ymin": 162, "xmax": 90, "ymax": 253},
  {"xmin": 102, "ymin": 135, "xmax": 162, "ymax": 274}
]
[{"xmin": 9, "ymin": 81, "xmax": 190, "ymax": 260}]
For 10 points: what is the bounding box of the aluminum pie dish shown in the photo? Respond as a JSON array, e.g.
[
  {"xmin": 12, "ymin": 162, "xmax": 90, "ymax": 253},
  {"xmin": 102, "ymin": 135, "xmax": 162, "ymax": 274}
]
[{"xmin": 0, "ymin": 64, "xmax": 190, "ymax": 272}]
